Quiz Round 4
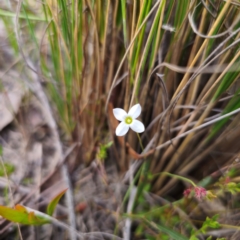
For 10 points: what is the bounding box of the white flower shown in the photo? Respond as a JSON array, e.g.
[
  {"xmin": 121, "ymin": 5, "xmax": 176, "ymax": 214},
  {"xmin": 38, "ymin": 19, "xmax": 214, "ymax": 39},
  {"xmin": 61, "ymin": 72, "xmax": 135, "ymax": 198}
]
[{"xmin": 113, "ymin": 104, "xmax": 145, "ymax": 136}]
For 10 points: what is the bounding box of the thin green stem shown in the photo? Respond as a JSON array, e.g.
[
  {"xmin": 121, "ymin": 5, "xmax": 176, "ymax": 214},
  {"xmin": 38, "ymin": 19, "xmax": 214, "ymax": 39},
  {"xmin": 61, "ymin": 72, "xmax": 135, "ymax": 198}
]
[
  {"xmin": 160, "ymin": 172, "xmax": 197, "ymax": 187},
  {"xmin": 136, "ymin": 133, "xmax": 144, "ymax": 152}
]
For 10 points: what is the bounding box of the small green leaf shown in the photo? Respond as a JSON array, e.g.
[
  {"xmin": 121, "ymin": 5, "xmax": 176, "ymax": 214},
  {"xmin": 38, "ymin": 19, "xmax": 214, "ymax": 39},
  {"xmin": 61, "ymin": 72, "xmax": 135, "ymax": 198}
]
[
  {"xmin": 0, "ymin": 205, "xmax": 29, "ymax": 224},
  {"xmin": 226, "ymin": 182, "xmax": 240, "ymax": 194},
  {"xmin": 0, "ymin": 205, "xmax": 50, "ymax": 225},
  {"xmin": 190, "ymin": 236, "xmax": 199, "ymax": 240},
  {"xmin": 98, "ymin": 141, "xmax": 113, "ymax": 160},
  {"xmin": 47, "ymin": 189, "xmax": 67, "ymax": 216},
  {"xmin": 0, "ymin": 163, "xmax": 15, "ymax": 176},
  {"xmin": 202, "ymin": 215, "xmax": 220, "ymax": 233}
]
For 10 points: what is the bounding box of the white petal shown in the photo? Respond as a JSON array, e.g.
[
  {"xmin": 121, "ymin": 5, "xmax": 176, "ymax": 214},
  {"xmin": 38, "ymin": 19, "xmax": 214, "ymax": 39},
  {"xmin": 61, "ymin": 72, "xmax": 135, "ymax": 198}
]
[
  {"xmin": 128, "ymin": 104, "xmax": 141, "ymax": 119},
  {"xmin": 130, "ymin": 120, "xmax": 145, "ymax": 133},
  {"xmin": 113, "ymin": 108, "xmax": 127, "ymax": 121},
  {"xmin": 116, "ymin": 122, "xmax": 129, "ymax": 136}
]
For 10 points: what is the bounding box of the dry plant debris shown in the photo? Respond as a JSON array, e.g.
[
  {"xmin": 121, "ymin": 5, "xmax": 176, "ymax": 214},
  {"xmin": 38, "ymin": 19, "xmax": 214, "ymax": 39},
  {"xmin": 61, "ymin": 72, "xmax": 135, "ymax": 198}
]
[{"xmin": 0, "ymin": 0, "xmax": 240, "ymax": 239}]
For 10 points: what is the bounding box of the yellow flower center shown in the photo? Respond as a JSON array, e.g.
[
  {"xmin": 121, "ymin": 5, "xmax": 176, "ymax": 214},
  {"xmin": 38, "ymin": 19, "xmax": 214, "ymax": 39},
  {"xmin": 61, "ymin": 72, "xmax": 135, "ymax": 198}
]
[{"xmin": 125, "ymin": 116, "xmax": 133, "ymax": 124}]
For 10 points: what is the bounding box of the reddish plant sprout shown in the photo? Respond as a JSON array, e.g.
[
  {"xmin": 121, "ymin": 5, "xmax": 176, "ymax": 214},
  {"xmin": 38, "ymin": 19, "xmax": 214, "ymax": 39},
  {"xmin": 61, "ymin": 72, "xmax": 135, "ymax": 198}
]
[
  {"xmin": 183, "ymin": 187, "xmax": 192, "ymax": 197},
  {"xmin": 183, "ymin": 186, "xmax": 207, "ymax": 200},
  {"xmin": 225, "ymin": 176, "xmax": 231, "ymax": 184},
  {"xmin": 194, "ymin": 187, "xmax": 207, "ymax": 200}
]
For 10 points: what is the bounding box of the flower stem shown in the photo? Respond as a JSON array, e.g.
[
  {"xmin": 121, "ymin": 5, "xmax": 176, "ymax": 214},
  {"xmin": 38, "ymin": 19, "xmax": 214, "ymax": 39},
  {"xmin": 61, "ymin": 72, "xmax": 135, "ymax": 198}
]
[
  {"xmin": 160, "ymin": 172, "xmax": 197, "ymax": 187},
  {"xmin": 136, "ymin": 133, "xmax": 144, "ymax": 151}
]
